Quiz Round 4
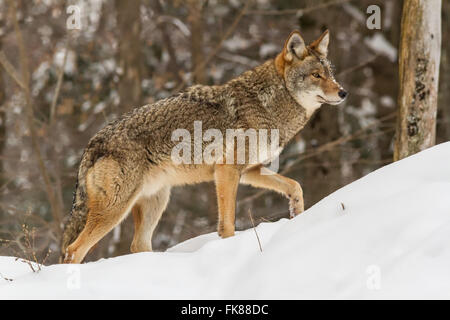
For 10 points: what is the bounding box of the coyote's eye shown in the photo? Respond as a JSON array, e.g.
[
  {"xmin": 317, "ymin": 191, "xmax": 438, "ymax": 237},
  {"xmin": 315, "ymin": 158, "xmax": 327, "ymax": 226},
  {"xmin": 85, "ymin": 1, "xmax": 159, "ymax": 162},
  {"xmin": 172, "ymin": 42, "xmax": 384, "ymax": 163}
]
[{"xmin": 312, "ymin": 73, "xmax": 321, "ymax": 79}]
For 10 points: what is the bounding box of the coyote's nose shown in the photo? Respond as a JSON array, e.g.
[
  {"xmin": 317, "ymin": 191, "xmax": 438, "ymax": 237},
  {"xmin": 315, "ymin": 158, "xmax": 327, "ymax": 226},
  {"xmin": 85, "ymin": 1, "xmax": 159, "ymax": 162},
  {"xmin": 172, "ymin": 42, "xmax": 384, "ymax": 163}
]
[{"xmin": 338, "ymin": 90, "xmax": 348, "ymax": 99}]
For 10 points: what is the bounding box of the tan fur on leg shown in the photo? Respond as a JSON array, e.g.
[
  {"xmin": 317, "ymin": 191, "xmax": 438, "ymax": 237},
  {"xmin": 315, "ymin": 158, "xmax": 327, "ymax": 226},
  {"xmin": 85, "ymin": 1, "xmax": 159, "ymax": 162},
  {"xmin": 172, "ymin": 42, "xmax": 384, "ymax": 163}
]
[
  {"xmin": 131, "ymin": 186, "xmax": 170, "ymax": 253},
  {"xmin": 241, "ymin": 165, "xmax": 304, "ymax": 217},
  {"xmin": 64, "ymin": 197, "xmax": 138, "ymax": 264},
  {"xmin": 63, "ymin": 158, "xmax": 141, "ymax": 264},
  {"xmin": 214, "ymin": 165, "xmax": 240, "ymax": 238}
]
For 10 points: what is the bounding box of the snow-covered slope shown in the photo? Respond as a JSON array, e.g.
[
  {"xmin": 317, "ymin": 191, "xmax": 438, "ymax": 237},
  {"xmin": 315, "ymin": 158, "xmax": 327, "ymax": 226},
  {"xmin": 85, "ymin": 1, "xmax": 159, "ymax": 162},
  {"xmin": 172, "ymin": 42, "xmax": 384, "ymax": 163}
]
[{"xmin": 2, "ymin": 143, "xmax": 450, "ymax": 299}]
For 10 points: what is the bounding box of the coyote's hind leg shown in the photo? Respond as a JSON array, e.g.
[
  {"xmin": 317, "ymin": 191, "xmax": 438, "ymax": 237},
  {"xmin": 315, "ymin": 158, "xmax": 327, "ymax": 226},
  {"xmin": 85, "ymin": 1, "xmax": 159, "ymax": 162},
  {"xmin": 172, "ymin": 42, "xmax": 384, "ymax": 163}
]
[
  {"xmin": 130, "ymin": 186, "xmax": 171, "ymax": 253},
  {"xmin": 64, "ymin": 158, "xmax": 141, "ymax": 264}
]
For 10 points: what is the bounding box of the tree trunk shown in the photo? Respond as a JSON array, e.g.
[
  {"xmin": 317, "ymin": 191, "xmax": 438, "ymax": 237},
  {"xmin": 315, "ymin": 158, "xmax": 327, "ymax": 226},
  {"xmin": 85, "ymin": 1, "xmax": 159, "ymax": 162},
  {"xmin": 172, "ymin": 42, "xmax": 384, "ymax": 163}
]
[
  {"xmin": 187, "ymin": 0, "xmax": 206, "ymax": 84},
  {"xmin": 0, "ymin": 29, "xmax": 5, "ymax": 185},
  {"xmin": 0, "ymin": 28, "xmax": 5, "ymax": 223},
  {"xmin": 115, "ymin": 0, "xmax": 142, "ymax": 112},
  {"xmin": 437, "ymin": 0, "xmax": 449, "ymax": 142},
  {"xmin": 151, "ymin": 0, "xmax": 182, "ymax": 83},
  {"xmin": 394, "ymin": 0, "xmax": 441, "ymax": 160}
]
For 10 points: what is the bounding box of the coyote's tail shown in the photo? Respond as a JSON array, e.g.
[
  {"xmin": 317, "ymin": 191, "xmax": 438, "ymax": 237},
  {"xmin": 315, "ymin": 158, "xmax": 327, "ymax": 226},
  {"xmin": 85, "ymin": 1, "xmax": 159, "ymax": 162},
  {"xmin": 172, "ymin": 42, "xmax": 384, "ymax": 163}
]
[{"xmin": 60, "ymin": 155, "xmax": 92, "ymax": 263}]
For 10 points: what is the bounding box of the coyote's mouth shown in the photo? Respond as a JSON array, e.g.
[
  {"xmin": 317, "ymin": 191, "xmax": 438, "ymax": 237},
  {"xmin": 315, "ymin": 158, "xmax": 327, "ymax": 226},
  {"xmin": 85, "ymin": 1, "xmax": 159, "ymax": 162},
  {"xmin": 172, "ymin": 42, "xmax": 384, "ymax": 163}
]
[{"xmin": 317, "ymin": 95, "xmax": 343, "ymax": 105}]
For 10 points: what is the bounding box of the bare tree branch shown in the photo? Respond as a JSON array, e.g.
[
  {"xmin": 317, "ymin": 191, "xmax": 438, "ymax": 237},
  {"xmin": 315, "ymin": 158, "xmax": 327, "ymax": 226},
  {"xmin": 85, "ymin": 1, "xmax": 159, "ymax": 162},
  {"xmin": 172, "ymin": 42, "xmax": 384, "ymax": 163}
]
[
  {"xmin": 173, "ymin": 0, "xmax": 252, "ymax": 92},
  {"xmin": 49, "ymin": 39, "xmax": 69, "ymax": 126},
  {"xmin": 5, "ymin": 0, "xmax": 62, "ymax": 233},
  {"xmin": 337, "ymin": 55, "xmax": 379, "ymax": 77},
  {"xmin": 0, "ymin": 51, "xmax": 26, "ymax": 90},
  {"xmin": 150, "ymin": 0, "xmax": 183, "ymax": 82},
  {"xmin": 244, "ymin": 0, "xmax": 350, "ymax": 16}
]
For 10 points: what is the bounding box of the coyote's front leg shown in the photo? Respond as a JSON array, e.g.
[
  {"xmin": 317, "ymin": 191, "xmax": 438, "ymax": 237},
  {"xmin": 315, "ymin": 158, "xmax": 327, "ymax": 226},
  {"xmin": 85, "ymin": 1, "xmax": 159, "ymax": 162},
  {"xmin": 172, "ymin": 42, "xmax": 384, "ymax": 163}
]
[
  {"xmin": 214, "ymin": 164, "xmax": 240, "ymax": 238},
  {"xmin": 241, "ymin": 165, "xmax": 304, "ymax": 218}
]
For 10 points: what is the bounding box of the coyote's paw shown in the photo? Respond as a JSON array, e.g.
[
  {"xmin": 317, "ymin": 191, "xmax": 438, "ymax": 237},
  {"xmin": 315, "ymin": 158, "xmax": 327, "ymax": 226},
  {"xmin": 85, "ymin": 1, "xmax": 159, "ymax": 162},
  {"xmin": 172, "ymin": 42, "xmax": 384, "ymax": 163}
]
[
  {"xmin": 217, "ymin": 221, "xmax": 224, "ymax": 237},
  {"xmin": 289, "ymin": 196, "xmax": 304, "ymax": 218},
  {"xmin": 218, "ymin": 221, "xmax": 235, "ymax": 238},
  {"xmin": 62, "ymin": 251, "xmax": 74, "ymax": 264},
  {"xmin": 288, "ymin": 183, "xmax": 304, "ymax": 218}
]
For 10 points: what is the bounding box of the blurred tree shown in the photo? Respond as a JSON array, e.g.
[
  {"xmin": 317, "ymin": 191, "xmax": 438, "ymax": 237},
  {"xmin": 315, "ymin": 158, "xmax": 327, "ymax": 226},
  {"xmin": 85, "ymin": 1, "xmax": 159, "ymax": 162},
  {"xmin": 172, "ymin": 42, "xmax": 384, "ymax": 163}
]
[
  {"xmin": 0, "ymin": 26, "xmax": 5, "ymax": 185},
  {"xmin": 187, "ymin": 0, "xmax": 206, "ymax": 84},
  {"xmin": 437, "ymin": 0, "xmax": 449, "ymax": 142},
  {"xmin": 394, "ymin": 0, "xmax": 441, "ymax": 160},
  {"xmin": 115, "ymin": 0, "xmax": 143, "ymax": 111}
]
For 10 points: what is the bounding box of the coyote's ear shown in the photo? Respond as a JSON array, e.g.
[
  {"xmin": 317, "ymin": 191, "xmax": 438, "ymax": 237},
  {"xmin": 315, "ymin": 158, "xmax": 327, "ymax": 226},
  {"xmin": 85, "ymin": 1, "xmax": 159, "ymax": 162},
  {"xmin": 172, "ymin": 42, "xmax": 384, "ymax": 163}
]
[
  {"xmin": 284, "ymin": 31, "xmax": 307, "ymax": 62},
  {"xmin": 309, "ymin": 29, "xmax": 329, "ymax": 56}
]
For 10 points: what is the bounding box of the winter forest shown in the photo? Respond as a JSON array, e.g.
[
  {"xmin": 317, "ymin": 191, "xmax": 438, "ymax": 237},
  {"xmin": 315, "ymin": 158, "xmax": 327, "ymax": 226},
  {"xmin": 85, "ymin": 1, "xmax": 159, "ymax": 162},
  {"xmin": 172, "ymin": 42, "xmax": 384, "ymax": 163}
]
[{"xmin": 0, "ymin": 0, "xmax": 448, "ymax": 269}]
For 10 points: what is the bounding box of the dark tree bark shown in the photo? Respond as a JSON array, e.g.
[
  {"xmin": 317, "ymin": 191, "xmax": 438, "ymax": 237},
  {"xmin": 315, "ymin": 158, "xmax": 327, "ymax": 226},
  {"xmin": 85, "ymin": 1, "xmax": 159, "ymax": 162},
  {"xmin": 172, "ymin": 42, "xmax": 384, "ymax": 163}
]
[
  {"xmin": 437, "ymin": 0, "xmax": 449, "ymax": 142},
  {"xmin": 187, "ymin": 0, "xmax": 206, "ymax": 84},
  {"xmin": 0, "ymin": 29, "xmax": 5, "ymax": 185},
  {"xmin": 151, "ymin": 0, "xmax": 182, "ymax": 83},
  {"xmin": 394, "ymin": 0, "xmax": 441, "ymax": 160},
  {"xmin": 0, "ymin": 24, "xmax": 6, "ymax": 232},
  {"xmin": 115, "ymin": 0, "xmax": 143, "ymax": 112}
]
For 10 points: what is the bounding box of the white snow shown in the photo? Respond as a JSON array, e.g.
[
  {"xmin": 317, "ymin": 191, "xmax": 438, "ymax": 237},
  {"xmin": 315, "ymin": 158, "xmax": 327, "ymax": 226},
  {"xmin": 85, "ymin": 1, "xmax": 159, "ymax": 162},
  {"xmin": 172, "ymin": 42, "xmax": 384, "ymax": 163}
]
[
  {"xmin": 259, "ymin": 43, "xmax": 279, "ymax": 59},
  {"xmin": 2, "ymin": 143, "xmax": 450, "ymax": 299},
  {"xmin": 364, "ymin": 33, "xmax": 398, "ymax": 62},
  {"xmin": 223, "ymin": 35, "xmax": 253, "ymax": 51}
]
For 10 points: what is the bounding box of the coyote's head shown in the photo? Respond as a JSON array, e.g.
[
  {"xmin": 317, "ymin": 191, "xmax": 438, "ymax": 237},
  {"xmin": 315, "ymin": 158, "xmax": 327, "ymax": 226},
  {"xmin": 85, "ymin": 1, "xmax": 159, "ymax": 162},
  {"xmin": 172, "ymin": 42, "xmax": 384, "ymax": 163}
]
[{"xmin": 275, "ymin": 30, "xmax": 347, "ymax": 116}]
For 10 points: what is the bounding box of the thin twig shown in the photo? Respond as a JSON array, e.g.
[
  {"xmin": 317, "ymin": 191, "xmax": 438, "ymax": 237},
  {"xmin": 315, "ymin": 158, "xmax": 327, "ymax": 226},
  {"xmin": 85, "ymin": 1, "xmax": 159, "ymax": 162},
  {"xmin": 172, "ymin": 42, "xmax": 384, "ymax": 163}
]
[
  {"xmin": 49, "ymin": 39, "xmax": 69, "ymax": 126},
  {"xmin": 248, "ymin": 209, "xmax": 262, "ymax": 252},
  {"xmin": 41, "ymin": 248, "xmax": 52, "ymax": 266},
  {"xmin": 259, "ymin": 210, "xmax": 291, "ymax": 222},
  {"xmin": 2, "ymin": 218, "xmax": 52, "ymax": 272},
  {"xmin": 338, "ymin": 55, "xmax": 379, "ymax": 77},
  {"xmin": 20, "ymin": 259, "xmax": 36, "ymax": 272},
  {"xmin": 0, "ymin": 51, "xmax": 26, "ymax": 90},
  {"xmin": 0, "ymin": 272, "xmax": 13, "ymax": 282},
  {"xmin": 281, "ymin": 127, "xmax": 394, "ymax": 162},
  {"xmin": 245, "ymin": 0, "xmax": 350, "ymax": 16}
]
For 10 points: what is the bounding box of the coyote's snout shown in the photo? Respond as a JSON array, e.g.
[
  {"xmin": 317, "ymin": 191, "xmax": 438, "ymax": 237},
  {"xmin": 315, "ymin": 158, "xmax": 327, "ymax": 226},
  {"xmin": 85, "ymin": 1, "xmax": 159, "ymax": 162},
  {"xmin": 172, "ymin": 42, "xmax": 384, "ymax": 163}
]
[{"xmin": 61, "ymin": 29, "xmax": 347, "ymax": 264}]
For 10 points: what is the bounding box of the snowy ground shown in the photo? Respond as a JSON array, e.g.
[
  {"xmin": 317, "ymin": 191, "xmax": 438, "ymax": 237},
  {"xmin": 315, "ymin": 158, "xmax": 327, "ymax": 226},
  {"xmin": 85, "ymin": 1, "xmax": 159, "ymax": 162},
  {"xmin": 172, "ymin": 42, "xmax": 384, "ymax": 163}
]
[{"xmin": 1, "ymin": 142, "xmax": 450, "ymax": 299}]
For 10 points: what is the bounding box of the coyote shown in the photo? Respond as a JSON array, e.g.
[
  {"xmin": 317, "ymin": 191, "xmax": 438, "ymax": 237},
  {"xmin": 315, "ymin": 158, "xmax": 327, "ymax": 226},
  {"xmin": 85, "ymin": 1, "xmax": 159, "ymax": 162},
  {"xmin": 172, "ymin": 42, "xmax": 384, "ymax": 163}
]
[{"xmin": 61, "ymin": 30, "xmax": 347, "ymax": 263}]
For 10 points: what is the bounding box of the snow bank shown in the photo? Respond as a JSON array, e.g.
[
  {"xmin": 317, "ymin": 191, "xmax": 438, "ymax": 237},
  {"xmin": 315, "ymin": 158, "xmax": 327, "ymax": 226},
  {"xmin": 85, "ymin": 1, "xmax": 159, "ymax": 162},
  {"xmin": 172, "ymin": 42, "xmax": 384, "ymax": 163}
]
[{"xmin": 2, "ymin": 143, "xmax": 450, "ymax": 299}]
